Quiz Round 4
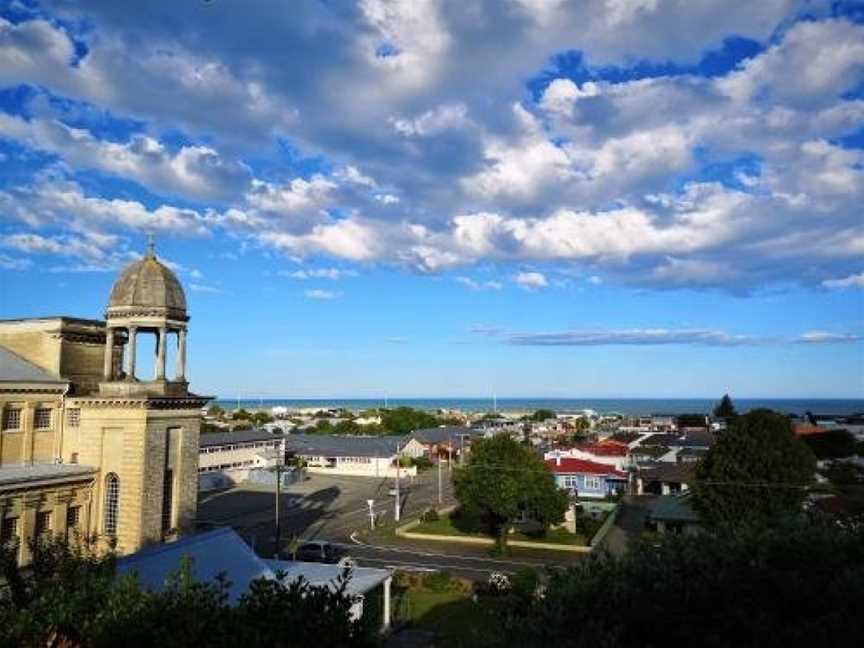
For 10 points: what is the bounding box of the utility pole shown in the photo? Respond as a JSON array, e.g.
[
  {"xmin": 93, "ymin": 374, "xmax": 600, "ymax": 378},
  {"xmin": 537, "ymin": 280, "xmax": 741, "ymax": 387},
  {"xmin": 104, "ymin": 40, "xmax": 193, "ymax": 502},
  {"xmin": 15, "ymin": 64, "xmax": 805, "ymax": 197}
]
[
  {"xmin": 448, "ymin": 442, "xmax": 452, "ymax": 471},
  {"xmin": 367, "ymin": 499, "xmax": 376, "ymax": 530},
  {"xmin": 274, "ymin": 460, "xmax": 282, "ymax": 558},
  {"xmin": 394, "ymin": 441, "xmax": 401, "ymax": 522},
  {"xmin": 437, "ymin": 452, "xmax": 443, "ymax": 505}
]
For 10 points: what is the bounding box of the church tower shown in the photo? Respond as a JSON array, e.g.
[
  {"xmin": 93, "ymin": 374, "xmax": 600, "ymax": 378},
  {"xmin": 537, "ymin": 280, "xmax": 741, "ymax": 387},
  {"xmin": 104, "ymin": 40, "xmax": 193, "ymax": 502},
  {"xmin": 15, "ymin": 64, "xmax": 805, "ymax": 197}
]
[{"xmin": 64, "ymin": 243, "xmax": 209, "ymax": 553}]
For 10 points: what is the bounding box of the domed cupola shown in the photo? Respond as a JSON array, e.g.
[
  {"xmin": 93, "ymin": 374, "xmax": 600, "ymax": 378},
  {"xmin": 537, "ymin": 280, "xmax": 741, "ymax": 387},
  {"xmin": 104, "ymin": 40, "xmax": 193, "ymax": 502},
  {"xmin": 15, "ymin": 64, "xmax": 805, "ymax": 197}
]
[{"xmin": 100, "ymin": 238, "xmax": 190, "ymax": 393}]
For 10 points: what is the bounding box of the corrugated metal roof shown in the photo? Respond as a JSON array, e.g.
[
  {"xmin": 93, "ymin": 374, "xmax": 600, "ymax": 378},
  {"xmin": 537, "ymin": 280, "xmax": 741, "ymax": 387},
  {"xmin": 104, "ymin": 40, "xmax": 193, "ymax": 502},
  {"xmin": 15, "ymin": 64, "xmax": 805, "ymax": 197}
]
[
  {"xmin": 0, "ymin": 346, "xmax": 64, "ymax": 383},
  {"xmin": 285, "ymin": 433, "xmax": 403, "ymax": 458},
  {"xmin": 199, "ymin": 428, "xmax": 284, "ymax": 447},
  {"xmin": 0, "ymin": 463, "xmax": 97, "ymax": 488}
]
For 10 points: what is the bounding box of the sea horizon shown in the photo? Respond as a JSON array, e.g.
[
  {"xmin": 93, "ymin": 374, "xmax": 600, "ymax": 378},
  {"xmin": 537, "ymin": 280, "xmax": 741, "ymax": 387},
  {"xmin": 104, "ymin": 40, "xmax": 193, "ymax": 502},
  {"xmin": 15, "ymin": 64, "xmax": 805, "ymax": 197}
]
[{"xmin": 213, "ymin": 396, "xmax": 864, "ymax": 416}]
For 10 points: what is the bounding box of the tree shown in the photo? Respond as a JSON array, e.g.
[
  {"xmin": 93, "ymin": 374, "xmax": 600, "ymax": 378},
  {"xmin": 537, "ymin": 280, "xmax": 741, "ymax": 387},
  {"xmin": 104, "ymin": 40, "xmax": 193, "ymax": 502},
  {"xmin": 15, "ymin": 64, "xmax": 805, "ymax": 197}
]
[
  {"xmin": 528, "ymin": 409, "xmax": 556, "ymax": 422},
  {"xmin": 485, "ymin": 516, "xmax": 864, "ymax": 648},
  {"xmin": 802, "ymin": 428, "xmax": 857, "ymax": 459},
  {"xmin": 692, "ymin": 409, "xmax": 816, "ymax": 526},
  {"xmin": 207, "ymin": 404, "xmax": 225, "ymax": 418},
  {"xmin": 453, "ymin": 435, "xmax": 568, "ymax": 552},
  {"xmin": 0, "ymin": 535, "xmax": 374, "ymax": 647},
  {"xmin": 713, "ymin": 393, "xmax": 738, "ymax": 419},
  {"xmin": 379, "ymin": 406, "xmax": 437, "ymax": 435}
]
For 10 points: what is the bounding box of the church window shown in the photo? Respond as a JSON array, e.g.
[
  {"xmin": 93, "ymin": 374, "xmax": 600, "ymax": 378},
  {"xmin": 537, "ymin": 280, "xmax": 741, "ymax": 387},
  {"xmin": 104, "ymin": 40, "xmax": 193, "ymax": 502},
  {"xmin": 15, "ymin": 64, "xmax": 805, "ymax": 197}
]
[
  {"xmin": 67, "ymin": 408, "xmax": 80, "ymax": 428},
  {"xmin": 104, "ymin": 473, "xmax": 120, "ymax": 536},
  {"xmin": 34, "ymin": 408, "xmax": 52, "ymax": 429},
  {"xmin": 1, "ymin": 517, "xmax": 19, "ymax": 547},
  {"xmin": 161, "ymin": 469, "xmax": 174, "ymax": 535},
  {"xmin": 2, "ymin": 408, "xmax": 21, "ymax": 430},
  {"xmin": 35, "ymin": 511, "xmax": 52, "ymax": 537}
]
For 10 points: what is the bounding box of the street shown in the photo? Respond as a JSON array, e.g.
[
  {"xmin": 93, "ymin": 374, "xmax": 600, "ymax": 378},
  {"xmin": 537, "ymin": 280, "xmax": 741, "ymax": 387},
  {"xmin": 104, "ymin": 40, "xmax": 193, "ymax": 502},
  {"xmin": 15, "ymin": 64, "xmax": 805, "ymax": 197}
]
[{"xmin": 196, "ymin": 468, "xmax": 586, "ymax": 579}]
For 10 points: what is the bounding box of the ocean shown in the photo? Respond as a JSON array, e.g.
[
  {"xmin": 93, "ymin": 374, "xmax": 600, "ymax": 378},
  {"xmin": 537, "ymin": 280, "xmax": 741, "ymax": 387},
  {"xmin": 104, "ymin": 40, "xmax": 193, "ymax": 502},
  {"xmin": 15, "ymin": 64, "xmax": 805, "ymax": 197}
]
[{"xmin": 212, "ymin": 397, "xmax": 864, "ymax": 416}]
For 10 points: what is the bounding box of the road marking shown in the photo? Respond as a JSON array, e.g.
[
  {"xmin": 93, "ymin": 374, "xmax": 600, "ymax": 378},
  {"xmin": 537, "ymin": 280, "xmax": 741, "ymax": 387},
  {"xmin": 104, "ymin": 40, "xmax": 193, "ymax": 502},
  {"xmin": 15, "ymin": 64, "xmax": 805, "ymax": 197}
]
[{"xmin": 355, "ymin": 556, "xmax": 515, "ymax": 575}]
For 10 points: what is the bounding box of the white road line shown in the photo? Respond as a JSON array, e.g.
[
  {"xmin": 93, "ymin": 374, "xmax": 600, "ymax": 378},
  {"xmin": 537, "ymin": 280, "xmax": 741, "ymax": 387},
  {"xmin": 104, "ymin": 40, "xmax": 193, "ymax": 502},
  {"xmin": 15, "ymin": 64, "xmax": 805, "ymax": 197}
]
[{"xmin": 356, "ymin": 556, "xmax": 515, "ymax": 574}]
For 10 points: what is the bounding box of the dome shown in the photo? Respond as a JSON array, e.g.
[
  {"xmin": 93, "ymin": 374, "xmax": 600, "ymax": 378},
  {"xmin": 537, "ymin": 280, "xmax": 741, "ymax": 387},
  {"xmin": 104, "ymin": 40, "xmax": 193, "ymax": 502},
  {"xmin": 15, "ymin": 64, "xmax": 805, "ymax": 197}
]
[{"xmin": 107, "ymin": 251, "xmax": 187, "ymax": 321}]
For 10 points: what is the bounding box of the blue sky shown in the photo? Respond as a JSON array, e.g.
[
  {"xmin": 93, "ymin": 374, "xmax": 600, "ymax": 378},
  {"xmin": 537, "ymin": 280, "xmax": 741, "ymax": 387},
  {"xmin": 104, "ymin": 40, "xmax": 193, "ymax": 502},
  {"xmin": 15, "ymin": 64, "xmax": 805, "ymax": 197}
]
[{"xmin": 0, "ymin": 0, "xmax": 862, "ymax": 398}]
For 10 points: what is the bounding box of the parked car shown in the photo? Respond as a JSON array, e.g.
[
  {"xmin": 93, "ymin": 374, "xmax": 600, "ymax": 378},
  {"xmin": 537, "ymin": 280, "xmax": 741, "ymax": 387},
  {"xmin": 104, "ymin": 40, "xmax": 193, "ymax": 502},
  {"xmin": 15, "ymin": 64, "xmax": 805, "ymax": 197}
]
[{"xmin": 294, "ymin": 540, "xmax": 353, "ymax": 566}]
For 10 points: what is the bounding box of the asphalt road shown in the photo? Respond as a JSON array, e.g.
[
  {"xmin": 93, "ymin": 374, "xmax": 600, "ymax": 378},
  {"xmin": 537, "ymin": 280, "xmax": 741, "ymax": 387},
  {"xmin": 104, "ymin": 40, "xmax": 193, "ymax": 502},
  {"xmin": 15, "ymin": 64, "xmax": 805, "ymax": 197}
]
[{"xmin": 196, "ymin": 469, "xmax": 585, "ymax": 580}]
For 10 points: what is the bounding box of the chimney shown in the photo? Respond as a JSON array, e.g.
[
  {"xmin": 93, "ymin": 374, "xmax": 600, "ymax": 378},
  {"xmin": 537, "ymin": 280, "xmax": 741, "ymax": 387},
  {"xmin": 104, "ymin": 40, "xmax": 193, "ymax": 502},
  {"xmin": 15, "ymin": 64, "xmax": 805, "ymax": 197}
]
[{"xmin": 556, "ymin": 451, "xmax": 561, "ymax": 467}]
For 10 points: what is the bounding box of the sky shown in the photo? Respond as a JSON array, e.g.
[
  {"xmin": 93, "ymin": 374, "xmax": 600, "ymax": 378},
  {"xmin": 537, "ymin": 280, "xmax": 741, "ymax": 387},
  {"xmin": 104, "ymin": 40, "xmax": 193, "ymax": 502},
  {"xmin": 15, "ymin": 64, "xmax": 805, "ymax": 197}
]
[{"xmin": 0, "ymin": 0, "xmax": 862, "ymax": 399}]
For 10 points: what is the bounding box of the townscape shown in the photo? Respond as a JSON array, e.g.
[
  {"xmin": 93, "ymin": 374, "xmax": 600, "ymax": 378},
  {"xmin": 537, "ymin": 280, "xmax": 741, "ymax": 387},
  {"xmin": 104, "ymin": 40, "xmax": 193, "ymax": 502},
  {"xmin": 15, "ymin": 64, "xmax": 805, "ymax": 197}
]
[
  {"xmin": 1, "ymin": 255, "xmax": 862, "ymax": 645},
  {"xmin": 1, "ymin": 1, "xmax": 863, "ymax": 647}
]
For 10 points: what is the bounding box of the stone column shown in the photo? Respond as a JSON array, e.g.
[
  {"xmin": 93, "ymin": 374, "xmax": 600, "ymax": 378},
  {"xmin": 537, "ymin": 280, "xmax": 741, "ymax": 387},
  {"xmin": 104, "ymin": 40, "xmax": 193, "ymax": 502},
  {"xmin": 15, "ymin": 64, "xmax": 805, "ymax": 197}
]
[
  {"xmin": 155, "ymin": 327, "xmax": 167, "ymax": 380},
  {"xmin": 126, "ymin": 326, "xmax": 137, "ymax": 380},
  {"xmin": 103, "ymin": 327, "xmax": 115, "ymax": 380},
  {"xmin": 176, "ymin": 329, "xmax": 187, "ymax": 381}
]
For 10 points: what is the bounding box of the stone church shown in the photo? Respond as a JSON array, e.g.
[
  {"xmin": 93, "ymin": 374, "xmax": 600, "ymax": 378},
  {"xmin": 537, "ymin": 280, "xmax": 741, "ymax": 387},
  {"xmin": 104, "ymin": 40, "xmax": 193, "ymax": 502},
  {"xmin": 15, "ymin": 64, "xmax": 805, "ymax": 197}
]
[{"xmin": 0, "ymin": 246, "xmax": 208, "ymax": 564}]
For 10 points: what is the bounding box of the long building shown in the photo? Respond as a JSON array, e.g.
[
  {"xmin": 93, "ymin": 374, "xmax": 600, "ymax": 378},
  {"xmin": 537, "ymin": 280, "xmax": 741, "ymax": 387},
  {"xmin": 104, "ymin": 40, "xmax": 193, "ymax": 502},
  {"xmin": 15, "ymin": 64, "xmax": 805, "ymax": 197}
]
[{"xmin": 0, "ymin": 246, "xmax": 208, "ymax": 563}]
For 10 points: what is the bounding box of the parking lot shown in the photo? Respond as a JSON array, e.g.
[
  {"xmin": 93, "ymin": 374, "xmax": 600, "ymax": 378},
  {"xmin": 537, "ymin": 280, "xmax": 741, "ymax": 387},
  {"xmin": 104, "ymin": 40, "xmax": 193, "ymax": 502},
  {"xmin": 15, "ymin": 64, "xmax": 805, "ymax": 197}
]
[{"xmin": 196, "ymin": 468, "xmax": 455, "ymax": 555}]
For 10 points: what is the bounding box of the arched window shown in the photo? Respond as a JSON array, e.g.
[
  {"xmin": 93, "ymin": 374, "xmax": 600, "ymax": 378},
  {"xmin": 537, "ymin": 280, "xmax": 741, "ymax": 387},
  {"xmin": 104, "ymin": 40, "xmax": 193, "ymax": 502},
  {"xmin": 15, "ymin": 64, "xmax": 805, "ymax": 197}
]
[{"xmin": 104, "ymin": 472, "xmax": 120, "ymax": 536}]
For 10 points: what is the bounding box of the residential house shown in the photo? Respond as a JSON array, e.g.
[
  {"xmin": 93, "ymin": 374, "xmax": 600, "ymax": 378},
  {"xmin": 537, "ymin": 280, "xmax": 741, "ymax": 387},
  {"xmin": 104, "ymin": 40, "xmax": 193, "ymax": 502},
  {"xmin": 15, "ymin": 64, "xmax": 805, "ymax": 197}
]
[
  {"xmin": 636, "ymin": 461, "xmax": 695, "ymax": 495},
  {"xmin": 645, "ymin": 493, "xmax": 701, "ymax": 535},
  {"xmin": 545, "ymin": 456, "xmax": 628, "ymax": 499},
  {"xmin": 546, "ymin": 440, "xmax": 631, "ymax": 471},
  {"xmin": 284, "ymin": 434, "xmax": 416, "ymax": 478},
  {"xmin": 406, "ymin": 426, "xmax": 483, "ymax": 462}
]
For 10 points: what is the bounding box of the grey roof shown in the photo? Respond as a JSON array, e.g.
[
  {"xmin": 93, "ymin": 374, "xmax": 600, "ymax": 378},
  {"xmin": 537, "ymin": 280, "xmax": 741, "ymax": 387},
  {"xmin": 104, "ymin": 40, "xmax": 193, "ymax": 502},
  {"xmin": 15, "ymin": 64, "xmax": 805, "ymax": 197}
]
[
  {"xmin": 647, "ymin": 493, "xmax": 701, "ymax": 523},
  {"xmin": 409, "ymin": 426, "xmax": 482, "ymax": 445},
  {"xmin": 285, "ymin": 433, "xmax": 403, "ymax": 458},
  {"xmin": 200, "ymin": 428, "xmax": 284, "ymax": 448},
  {"xmin": 0, "ymin": 346, "xmax": 64, "ymax": 384},
  {"xmin": 639, "ymin": 461, "xmax": 695, "ymax": 484},
  {"xmin": 118, "ymin": 527, "xmax": 272, "ymax": 604},
  {"xmin": 0, "ymin": 463, "xmax": 97, "ymax": 489},
  {"xmin": 108, "ymin": 253, "xmax": 186, "ymax": 319}
]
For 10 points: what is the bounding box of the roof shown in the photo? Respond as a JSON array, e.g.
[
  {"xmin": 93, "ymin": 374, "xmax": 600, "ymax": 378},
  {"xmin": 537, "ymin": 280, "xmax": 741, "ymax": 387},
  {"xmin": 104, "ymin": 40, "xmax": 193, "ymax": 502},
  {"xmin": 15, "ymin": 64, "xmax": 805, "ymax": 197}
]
[
  {"xmin": 640, "ymin": 433, "xmax": 680, "ymax": 446},
  {"xmin": 117, "ymin": 527, "xmax": 271, "ymax": 604},
  {"xmin": 638, "ymin": 461, "xmax": 695, "ymax": 484},
  {"xmin": 647, "ymin": 493, "xmax": 701, "ymax": 524},
  {"xmin": 0, "ymin": 463, "xmax": 97, "ymax": 489},
  {"xmin": 0, "ymin": 346, "xmax": 64, "ymax": 384},
  {"xmin": 199, "ymin": 428, "xmax": 284, "ymax": 448},
  {"xmin": 546, "ymin": 457, "xmax": 627, "ymax": 479},
  {"xmin": 285, "ymin": 434, "xmax": 404, "ymax": 458},
  {"xmin": 573, "ymin": 442, "xmax": 628, "ymax": 457},
  {"xmin": 117, "ymin": 528, "xmax": 391, "ymax": 605},
  {"xmin": 410, "ymin": 426, "xmax": 481, "ymax": 445},
  {"xmin": 632, "ymin": 445, "xmax": 670, "ymax": 458},
  {"xmin": 794, "ymin": 423, "xmax": 829, "ymax": 437},
  {"xmin": 107, "ymin": 252, "xmax": 186, "ymax": 319}
]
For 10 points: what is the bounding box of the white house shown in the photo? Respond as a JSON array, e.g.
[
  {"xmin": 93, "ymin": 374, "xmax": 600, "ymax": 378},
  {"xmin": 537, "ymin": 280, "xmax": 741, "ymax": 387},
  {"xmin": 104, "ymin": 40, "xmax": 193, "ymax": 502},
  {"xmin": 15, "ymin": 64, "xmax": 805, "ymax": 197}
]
[{"xmin": 285, "ymin": 434, "xmax": 416, "ymax": 478}]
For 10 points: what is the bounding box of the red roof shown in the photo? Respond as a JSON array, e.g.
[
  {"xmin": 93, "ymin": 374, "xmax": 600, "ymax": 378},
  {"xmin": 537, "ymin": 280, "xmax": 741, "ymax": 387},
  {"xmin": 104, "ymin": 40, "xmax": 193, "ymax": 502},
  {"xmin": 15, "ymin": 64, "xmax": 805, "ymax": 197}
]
[
  {"xmin": 546, "ymin": 457, "xmax": 627, "ymax": 478},
  {"xmin": 794, "ymin": 423, "xmax": 828, "ymax": 437},
  {"xmin": 574, "ymin": 442, "xmax": 629, "ymax": 457}
]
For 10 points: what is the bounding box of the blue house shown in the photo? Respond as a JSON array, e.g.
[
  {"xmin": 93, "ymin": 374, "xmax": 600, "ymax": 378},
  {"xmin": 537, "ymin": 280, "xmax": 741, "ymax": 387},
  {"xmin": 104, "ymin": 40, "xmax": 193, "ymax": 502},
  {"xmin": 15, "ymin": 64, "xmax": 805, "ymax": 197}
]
[{"xmin": 546, "ymin": 456, "xmax": 628, "ymax": 498}]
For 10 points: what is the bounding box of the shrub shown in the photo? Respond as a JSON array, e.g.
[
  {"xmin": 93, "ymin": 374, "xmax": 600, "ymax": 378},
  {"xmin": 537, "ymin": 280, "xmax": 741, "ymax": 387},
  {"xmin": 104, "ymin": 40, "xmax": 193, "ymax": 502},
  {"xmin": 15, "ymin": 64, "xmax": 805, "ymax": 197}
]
[
  {"xmin": 510, "ymin": 568, "xmax": 540, "ymax": 600},
  {"xmin": 422, "ymin": 571, "xmax": 455, "ymax": 593},
  {"xmin": 412, "ymin": 456, "xmax": 433, "ymax": 471},
  {"xmin": 486, "ymin": 571, "xmax": 511, "ymax": 595},
  {"xmin": 420, "ymin": 508, "xmax": 440, "ymax": 523}
]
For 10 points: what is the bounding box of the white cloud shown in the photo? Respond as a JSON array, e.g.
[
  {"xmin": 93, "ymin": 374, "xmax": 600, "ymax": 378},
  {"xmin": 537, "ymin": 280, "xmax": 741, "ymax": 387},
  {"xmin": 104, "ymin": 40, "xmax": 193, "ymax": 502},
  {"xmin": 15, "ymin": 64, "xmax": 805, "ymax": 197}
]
[
  {"xmin": 795, "ymin": 331, "xmax": 861, "ymax": 344},
  {"xmin": 822, "ymin": 272, "xmax": 864, "ymax": 290},
  {"xmin": 455, "ymin": 276, "xmax": 503, "ymax": 291},
  {"xmin": 391, "ymin": 103, "xmax": 468, "ymax": 136},
  {"xmin": 280, "ymin": 268, "xmax": 359, "ymax": 280},
  {"xmin": 515, "ymin": 271, "xmax": 548, "ymax": 289},
  {"xmin": 0, "ymin": 114, "xmax": 252, "ymax": 202},
  {"xmin": 304, "ymin": 288, "xmax": 340, "ymax": 300},
  {"xmin": 0, "ymin": 253, "xmax": 31, "ymax": 270},
  {"xmin": 189, "ymin": 283, "xmax": 222, "ymax": 294}
]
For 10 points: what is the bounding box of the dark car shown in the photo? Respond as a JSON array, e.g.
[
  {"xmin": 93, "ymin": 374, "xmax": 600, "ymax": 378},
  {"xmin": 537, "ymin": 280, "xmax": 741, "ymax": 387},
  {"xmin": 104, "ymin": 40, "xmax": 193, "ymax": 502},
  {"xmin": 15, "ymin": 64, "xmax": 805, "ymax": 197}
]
[{"xmin": 294, "ymin": 540, "xmax": 354, "ymax": 566}]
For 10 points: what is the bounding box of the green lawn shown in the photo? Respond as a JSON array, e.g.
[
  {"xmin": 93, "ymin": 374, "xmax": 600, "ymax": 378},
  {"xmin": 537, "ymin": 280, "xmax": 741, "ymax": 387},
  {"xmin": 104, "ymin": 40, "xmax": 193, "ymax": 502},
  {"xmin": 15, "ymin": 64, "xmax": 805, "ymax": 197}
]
[
  {"xmin": 398, "ymin": 588, "xmax": 501, "ymax": 645},
  {"xmin": 412, "ymin": 512, "xmax": 587, "ymax": 545}
]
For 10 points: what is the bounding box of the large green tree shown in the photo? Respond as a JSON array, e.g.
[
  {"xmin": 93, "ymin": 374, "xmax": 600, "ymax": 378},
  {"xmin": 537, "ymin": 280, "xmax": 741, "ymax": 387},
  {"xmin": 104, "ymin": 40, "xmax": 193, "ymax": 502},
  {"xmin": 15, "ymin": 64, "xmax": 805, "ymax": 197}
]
[
  {"xmin": 379, "ymin": 406, "xmax": 438, "ymax": 435},
  {"xmin": 692, "ymin": 409, "xmax": 816, "ymax": 526},
  {"xmin": 485, "ymin": 516, "xmax": 864, "ymax": 648},
  {"xmin": 453, "ymin": 435, "xmax": 568, "ymax": 552}
]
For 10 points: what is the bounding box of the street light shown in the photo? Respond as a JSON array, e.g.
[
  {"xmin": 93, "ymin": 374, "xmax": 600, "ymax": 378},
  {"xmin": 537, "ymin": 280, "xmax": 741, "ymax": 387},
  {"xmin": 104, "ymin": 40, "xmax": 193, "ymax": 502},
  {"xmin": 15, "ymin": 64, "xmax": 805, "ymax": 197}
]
[{"xmin": 367, "ymin": 499, "xmax": 376, "ymax": 530}]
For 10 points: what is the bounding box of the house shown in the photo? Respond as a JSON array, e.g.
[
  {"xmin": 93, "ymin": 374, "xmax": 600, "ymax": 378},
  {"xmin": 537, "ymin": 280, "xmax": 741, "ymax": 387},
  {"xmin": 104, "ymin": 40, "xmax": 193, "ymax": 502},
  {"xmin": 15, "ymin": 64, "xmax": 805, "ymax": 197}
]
[
  {"xmin": 645, "ymin": 493, "xmax": 701, "ymax": 535},
  {"xmin": 198, "ymin": 428, "xmax": 285, "ymax": 490},
  {"xmin": 406, "ymin": 426, "xmax": 483, "ymax": 462},
  {"xmin": 545, "ymin": 456, "xmax": 628, "ymax": 499},
  {"xmin": 546, "ymin": 440, "xmax": 630, "ymax": 471},
  {"xmin": 284, "ymin": 434, "xmax": 416, "ymax": 478},
  {"xmin": 630, "ymin": 445, "xmax": 674, "ymax": 464},
  {"xmin": 116, "ymin": 527, "xmax": 393, "ymax": 629},
  {"xmin": 636, "ymin": 461, "xmax": 695, "ymax": 495}
]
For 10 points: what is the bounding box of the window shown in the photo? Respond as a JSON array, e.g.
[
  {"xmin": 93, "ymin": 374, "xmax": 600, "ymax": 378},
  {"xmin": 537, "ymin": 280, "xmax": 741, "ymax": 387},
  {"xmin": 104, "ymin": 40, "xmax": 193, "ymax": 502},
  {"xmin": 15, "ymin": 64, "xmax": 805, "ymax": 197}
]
[
  {"xmin": 66, "ymin": 408, "xmax": 80, "ymax": 428},
  {"xmin": 34, "ymin": 407, "xmax": 52, "ymax": 429},
  {"xmin": 35, "ymin": 511, "xmax": 52, "ymax": 538},
  {"xmin": 584, "ymin": 476, "xmax": 602, "ymax": 490},
  {"xmin": 2, "ymin": 408, "xmax": 21, "ymax": 430},
  {"xmin": 103, "ymin": 473, "xmax": 120, "ymax": 536},
  {"xmin": 161, "ymin": 469, "xmax": 174, "ymax": 535},
  {"xmin": 66, "ymin": 506, "xmax": 81, "ymax": 531},
  {"xmin": 561, "ymin": 475, "xmax": 578, "ymax": 489},
  {"xmin": 1, "ymin": 517, "xmax": 19, "ymax": 547}
]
